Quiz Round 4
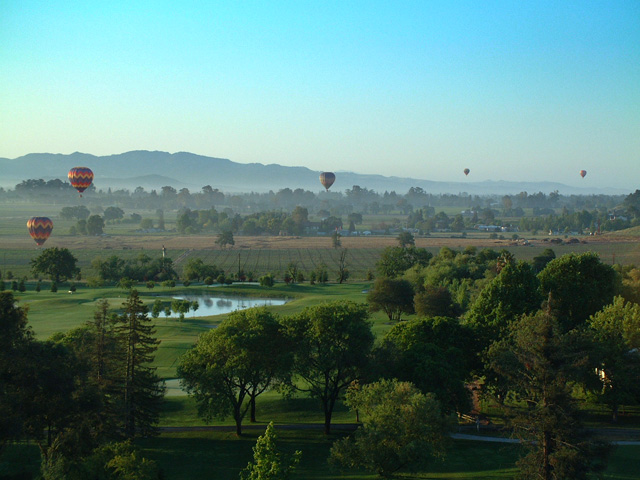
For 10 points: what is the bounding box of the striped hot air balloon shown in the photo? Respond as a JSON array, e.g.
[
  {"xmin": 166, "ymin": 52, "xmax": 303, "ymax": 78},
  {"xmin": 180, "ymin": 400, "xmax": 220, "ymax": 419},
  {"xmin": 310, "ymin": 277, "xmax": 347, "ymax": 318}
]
[
  {"xmin": 580, "ymin": 170, "xmax": 587, "ymax": 178},
  {"xmin": 319, "ymin": 172, "xmax": 336, "ymax": 191},
  {"xmin": 464, "ymin": 168, "xmax": 470, "ymax": 176},
  {"xmin": 27, "ymin": 217, "xmax": 53, "ymax": 246},
  {"xmin": 68, "ymin": 167, "xmax": 94, "ymax": 196}
]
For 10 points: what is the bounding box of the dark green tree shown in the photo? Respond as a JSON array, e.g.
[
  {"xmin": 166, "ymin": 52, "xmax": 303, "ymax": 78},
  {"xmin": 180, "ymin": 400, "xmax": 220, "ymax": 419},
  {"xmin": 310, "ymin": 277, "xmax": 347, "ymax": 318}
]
[
  {"xmin": 486, "ymin": 307, "xmax": 609, "ymax": 480},
  {"xmin": 377, "ymin": 246, "xmax": 432, "ymax": 278},
  {"xmin": 588, "ymin": 297, "xmax": 640, "ymax": 422},
  {"xmin": 367, "ymin": 277, "xmax": 415, "ymax": 322},
  {"xmin": 113, "ymin": 290, "xmax": 164, "ymax": 438},
  {"xmin": 103, "ymin": 206, "xmax": 125, "ymax": 222},
  {"xmin": 0, "ymin": 291, "xmax": 33, "ymax": 452},
  {"xmin": 179, "ymin": 308, "xmax": 292, "ymax": 435},
  {"xmin": 216, "ymin": 230, "xmax": 235, "ymax": 249},
  {"xmin": 20, "ymin": 340, "xmax": 86, "ymax": 461},
  {"xmin": 329, "ymin": 379, "xmax": 450, "ymax": 478},
  {"xmin": 413, "ymin": 285, "xmax": 459, "ymax": 318},
  {"xmin": 397, "ymin": 231, "xmax": 415, "ymax": 248},
  {"xmin": 31, "ymin": 247, "xmax": 80, "ymax": 283},
  {"xmin": 282, "ymin": 301, "xmax": 374, "ymax": 434},
  {"xmin": 466, "ymin": 261, "xmax": 542, "ymax": 349},
  {"xmin": 532, "ymin": 248, "xmax": 556, "ymax": 273},
  {"xmin": 86, "ymin": 215, "xmax": 105, "ymax": 235},
  {"xmin": 538, "ymin": 252, "xmax": 620, "ymax": 331},
  {"xmin": 374, "ymin": 317, "xmax": 474, "ymax": 414}
]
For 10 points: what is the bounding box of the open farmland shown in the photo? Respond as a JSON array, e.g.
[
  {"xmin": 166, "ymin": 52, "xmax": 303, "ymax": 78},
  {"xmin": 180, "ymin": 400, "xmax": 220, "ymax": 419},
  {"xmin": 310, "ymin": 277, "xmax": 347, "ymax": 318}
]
[{"xmin": 3, "ymin": 230, "xmax": 640, "ymax": 280}]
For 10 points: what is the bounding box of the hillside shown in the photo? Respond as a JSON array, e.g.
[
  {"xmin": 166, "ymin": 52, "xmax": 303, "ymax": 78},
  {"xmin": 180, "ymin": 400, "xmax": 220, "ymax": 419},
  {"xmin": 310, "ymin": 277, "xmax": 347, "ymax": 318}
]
[{"xmin": 0, "ymin": 151, "xmax": 629, "ymax": 195}]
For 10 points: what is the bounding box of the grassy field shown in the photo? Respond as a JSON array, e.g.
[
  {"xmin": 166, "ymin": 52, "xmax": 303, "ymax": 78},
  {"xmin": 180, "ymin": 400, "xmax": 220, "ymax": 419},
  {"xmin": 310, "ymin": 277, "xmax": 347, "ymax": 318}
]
[
  {"xmin": 4, "ymin": 432, "xmax": 638, "ymax": 480},
  {"xmin": 15, "ymin": 281, "xmax": 393, "ymax": 378}
]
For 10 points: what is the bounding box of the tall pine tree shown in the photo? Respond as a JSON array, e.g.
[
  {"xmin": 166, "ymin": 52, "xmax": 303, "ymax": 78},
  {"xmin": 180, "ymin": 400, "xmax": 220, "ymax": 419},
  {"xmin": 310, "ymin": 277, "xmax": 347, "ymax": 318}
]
[
  {"xmin": 487, "ymin": 302, "xmax": 609, "ymax": 479},
  {"xmin": 114, "ymin": 290, "xmax": 164, "ymax": 438}
]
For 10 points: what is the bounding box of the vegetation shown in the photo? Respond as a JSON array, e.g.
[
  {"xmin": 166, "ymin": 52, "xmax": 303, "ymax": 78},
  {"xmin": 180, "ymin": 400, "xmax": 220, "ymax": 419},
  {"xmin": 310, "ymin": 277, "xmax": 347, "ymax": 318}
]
[
  {"xmin": 487, "ymin": 306, "xmax": 610, "ymax": 479},
  {"xmin": 4, "ymin": 183, "xmax": 640, "ymax": 478},
  {"xmin": 179, "ymin": 308, "xmax": 291, "ymax": 435},
  {"xmin": 283, "ymin": 301, "xmax": 375, "ymax": 434},
  {"xmin": 329, "ymin": 379, "xmax": 450, "ymax": 478},
  {"xmin": 240, "ymin": 422, "xmax": 301, "ymax": 480},
  {"xmin": 31, "ymin": 247, "xmax": 80, "ymax": 283}
]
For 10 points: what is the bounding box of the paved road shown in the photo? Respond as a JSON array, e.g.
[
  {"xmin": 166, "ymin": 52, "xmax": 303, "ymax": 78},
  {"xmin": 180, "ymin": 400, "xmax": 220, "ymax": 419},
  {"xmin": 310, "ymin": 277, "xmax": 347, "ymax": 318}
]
[
  {"xmin": 451, "ymin": 433, "xmax": 640, "ymax": 445},
  {"xmin": 160, "ymin": 424, "xmax": 640, "ymax": 445}
]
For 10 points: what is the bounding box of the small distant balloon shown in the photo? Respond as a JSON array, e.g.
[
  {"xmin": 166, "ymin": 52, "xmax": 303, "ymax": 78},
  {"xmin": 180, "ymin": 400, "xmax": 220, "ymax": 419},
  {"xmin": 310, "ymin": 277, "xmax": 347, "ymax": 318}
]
[
  {"xmin": 580, "ymin": 170, "xmax": 587, "ymax": 178},
  {"xmin": 27, "ymin": 217, "xmax": 53, "ymax": 246},
  {"xmin": 319, "ymin": 172, "xmax": 336, "ymax": 191},
  {"xmin": 68, "ymin": 167, "xmax": 94, "ymax": 196},
  {"xmin": 463, "ymin": 168, "xmax": 470, "ymax": 176}
]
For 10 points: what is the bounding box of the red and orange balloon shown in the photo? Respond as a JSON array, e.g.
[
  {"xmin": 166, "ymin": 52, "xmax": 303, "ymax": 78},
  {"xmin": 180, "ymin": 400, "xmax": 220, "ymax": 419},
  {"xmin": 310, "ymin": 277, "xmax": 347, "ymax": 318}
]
[
  {"xmin": 27, "ymin": 217, "xmax": 53, "ymax": 246},
  {"xmin": 68, "ymin": 167, "xmax": 94, "ymax": 196}
]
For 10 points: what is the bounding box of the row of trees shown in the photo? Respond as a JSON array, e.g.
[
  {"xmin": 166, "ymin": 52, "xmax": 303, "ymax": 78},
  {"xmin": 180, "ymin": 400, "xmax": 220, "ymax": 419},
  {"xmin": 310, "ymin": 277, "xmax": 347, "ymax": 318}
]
[
  {"xmin": 8, "ymin": 178, "xmax": 626, "ymax": 214},
  {"xmin": 0, "ymin": 290, "xmax": 164, "ymax": 478}
]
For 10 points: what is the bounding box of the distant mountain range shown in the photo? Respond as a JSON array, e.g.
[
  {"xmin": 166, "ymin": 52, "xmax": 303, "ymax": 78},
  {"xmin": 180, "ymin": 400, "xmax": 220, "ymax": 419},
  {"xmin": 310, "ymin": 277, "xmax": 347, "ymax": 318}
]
[{"xmin": 0, "ymin": 151, "xmax": 629, "ymax": 195}]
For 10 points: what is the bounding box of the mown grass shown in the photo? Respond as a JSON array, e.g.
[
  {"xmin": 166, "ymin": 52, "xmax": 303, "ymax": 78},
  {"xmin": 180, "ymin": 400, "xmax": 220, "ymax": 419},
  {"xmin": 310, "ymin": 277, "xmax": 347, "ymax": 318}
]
[{"xmin": 5, "ymin": 434, "xmax": 638, "ymax": 480}]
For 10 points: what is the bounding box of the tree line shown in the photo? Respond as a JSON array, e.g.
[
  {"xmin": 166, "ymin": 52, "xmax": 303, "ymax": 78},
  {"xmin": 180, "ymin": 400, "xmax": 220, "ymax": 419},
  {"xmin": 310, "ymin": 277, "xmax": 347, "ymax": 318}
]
[{"xmin": 0, "ymin": 290, "xmax": 164, "ymax": 478}]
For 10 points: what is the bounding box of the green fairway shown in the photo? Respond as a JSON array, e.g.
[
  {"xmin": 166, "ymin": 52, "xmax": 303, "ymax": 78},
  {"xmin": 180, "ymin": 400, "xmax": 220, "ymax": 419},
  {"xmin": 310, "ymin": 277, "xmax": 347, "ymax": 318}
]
[{"xmin": 13, "ymin": 281, "xmax": 395, "ymax": 378}]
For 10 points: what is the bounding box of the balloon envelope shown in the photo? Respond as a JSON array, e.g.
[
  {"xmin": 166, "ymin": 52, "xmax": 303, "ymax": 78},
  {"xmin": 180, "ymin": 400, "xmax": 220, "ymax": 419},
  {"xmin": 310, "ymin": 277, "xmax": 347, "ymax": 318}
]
[
  {"xmin": 580, "ymin": 170, "xmax": 587, "ymax": 178},
  {"xmin": 463, "ymin": 168, "xmax": 470, "ymax": 176},
  {"xmin": 319, "ymin": 172, "xmax": 336, "ymax": 190},
  {"xmin": 27, "ymin": 217, "xmax": 53, "ymax": 246},
  {"xmin": 68, "ymin": 167, "xmax": 94, "ymax": 194}
]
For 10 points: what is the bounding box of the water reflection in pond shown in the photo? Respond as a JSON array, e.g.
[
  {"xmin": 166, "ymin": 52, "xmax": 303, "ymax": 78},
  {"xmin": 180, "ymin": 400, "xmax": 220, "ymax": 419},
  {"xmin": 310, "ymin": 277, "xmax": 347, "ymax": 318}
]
[{"xmin": 168, "ymin": 295, "xmax": 288, "ymax": 318}]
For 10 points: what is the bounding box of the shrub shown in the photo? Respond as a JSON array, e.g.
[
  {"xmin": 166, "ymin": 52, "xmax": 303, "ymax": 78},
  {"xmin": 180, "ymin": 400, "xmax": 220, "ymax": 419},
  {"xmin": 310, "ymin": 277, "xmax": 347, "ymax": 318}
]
[{"xmin": 259, "ymin": 274, "xmax": 275, "ymax": 287}]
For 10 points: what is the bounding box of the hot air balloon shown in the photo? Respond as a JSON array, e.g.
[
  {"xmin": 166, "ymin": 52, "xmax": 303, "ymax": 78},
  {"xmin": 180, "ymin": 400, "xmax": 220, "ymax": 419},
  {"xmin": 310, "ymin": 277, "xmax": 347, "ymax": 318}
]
[
  {"xmin": 580, "ymin": 170, "xmax": 587, "ymax": 178},
  {"xmin": 68, "ymin": 167, "xmax": 94, "ymax": 196},
  {"xmin": 464, "ymin": 168, "xmax": 470, "ymax": 176},
  {"xmin": 27, "ymin": 217, "xmax": 53, "ymax": 246},
  {"xmin": 319, "ymin": 172, "xmax": 336, "ymax": 191}
]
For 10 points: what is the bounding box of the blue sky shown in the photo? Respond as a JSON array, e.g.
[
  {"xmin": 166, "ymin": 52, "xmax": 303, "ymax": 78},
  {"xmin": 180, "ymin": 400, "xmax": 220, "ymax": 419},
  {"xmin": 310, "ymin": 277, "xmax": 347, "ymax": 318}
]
[{"xmin": 1, "ymin": 1, "xmax": 638, "ymax": 189}]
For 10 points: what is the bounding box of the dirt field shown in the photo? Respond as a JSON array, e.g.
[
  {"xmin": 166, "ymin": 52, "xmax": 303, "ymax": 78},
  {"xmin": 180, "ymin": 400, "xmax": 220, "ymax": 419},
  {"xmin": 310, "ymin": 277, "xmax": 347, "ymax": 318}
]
[{"xmin": 4, "ymin": 231, "xmax": 635, "ymax": 252}]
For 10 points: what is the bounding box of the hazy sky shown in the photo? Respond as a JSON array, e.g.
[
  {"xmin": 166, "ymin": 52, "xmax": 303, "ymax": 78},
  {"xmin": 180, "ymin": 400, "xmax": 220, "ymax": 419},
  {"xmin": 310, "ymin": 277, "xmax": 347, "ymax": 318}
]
[{"xmin": 1, "ymin": 1, "xmax": 639, "ymax": 189}]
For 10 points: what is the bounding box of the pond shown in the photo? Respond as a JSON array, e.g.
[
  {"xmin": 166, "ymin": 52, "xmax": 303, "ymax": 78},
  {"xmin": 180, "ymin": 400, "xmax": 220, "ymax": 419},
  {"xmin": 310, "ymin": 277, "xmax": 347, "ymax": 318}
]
[{"xmin": 166, "ymin": 294, "xmax": 288, "ymax": 318}]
